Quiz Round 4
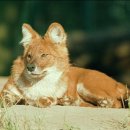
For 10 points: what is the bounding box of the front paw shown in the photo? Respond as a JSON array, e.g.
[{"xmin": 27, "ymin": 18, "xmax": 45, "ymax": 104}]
[
  {"xmin": 0, "ymin": 91, "xmax": 22, "ymax": 107},
  {"xmin": 25, "ymin": 97, "xmax": 57, "ymax": 108}
]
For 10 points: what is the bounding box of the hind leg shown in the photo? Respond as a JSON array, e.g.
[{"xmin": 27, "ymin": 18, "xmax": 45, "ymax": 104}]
[
  {"xmin": 79, "ymin": 93, "xmax": 122, "ymax": 108},
  {"xmin": 77, "ymin": 83, "xmax": 123, "ymax": 108},
  {"xmin": 97, "ymin": 98, "xmax": 113, "ymax": 108},
  {"xmin": 112, "ymin": 99, "xmax": 122, "ymax": 108},
  {"xmin": 97, "ymin": 98, "xmax": 122, "ymax": 108}
]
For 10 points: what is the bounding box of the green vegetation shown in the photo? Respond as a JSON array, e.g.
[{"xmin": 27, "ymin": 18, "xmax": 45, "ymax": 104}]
[
  {"xmin": 0, "ymin": 2, "xmax": 130, "ymax": 91},
  {"xmin": 0, "ymin": 104, "xmax": 81, "ymax": 130},
  {"xmin": 63, "ymin": 123, "xmax": 80, "ymax": 130}
]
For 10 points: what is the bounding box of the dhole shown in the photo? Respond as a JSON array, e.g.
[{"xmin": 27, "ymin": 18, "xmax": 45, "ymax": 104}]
[{"xmin": 0, "ymin": 22, "xmax": 129, "ymax": 108}]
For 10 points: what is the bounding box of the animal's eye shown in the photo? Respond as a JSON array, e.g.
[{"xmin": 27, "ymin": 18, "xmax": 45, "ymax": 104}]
[
  {"xmin": 41, "ymin": 54, "xmax": 48, "ymax": 58},
  {"xmin": 27, "ymin": 54, "xmax": 31, "ymax": 60}
]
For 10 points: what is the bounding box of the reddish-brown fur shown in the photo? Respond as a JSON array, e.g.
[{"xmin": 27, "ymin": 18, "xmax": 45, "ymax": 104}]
[{"xmin": 0, "ymin": 22, "xmax": 129, "ymax": 108}]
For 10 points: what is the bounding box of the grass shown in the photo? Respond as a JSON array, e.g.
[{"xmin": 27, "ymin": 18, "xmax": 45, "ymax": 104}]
[
  {"xmin": 128, "ymin": 97, "xmax": 130, "ymax": 129},
  {"xmin": 0, "ymin": 94, "xmax": 81, "ymax": 130},
  {"xmin": 0, "ymin": 104, "xmax": 81, "ymax": 130},
  {"xmin": 0, "ymin": 96, "xmax": 129, "ymax": 130},
  {"xmin": 0, "ymin": 108, "xmax": 43, "ymax": 130},
  {"xmin": 128, "ymin": 97, "xmax": 130, "ymax": 108},
  {"xmin": 0, "ymin": 103, "xmax": 18, "ymax": 130},
  {"xmin": 62, "ymin": 123, "xmax": 81, "ymax": 130},
  {"xmin": 3, "ymin": 118, "xmax": 18, "ymax": 130}
]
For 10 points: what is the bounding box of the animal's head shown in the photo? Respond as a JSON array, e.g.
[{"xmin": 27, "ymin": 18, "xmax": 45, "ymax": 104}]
[{"xmin": 20, "ymin": 22, "xmax": 69, "ymax": 78}]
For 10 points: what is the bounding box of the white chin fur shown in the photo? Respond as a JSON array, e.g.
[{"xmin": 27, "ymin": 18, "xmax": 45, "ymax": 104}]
[
  {"xmin": 27, "ymin": 70, "xmax": 47, "ymax": 78},
  {"xmin": 26, "ymin": 66, "xmax": 62, "ymax": 79}
]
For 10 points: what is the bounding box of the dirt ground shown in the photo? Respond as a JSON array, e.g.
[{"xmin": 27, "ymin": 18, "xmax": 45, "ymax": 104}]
[{"xmin": 0, "ymin": 77, "xmax": 130, "ymax": 130}]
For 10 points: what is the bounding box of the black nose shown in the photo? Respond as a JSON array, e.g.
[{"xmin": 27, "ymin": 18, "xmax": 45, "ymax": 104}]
[{"xmin": 27, "ymin": 64, "xmax": 35, "ymax": 72}]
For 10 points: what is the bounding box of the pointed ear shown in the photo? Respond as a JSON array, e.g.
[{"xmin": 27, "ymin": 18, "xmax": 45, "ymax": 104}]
[
  {"xmin": 45, "ymin": 22, "xmax": 67, "ymax": 44},
  {"xmin": 20, "ymin": 23, "xmax": 40, "ymax": 47}
]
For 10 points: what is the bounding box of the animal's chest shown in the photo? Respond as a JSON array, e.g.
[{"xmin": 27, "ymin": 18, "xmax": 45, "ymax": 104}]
[{"xmin": 20, "ymin": 76, "xmax": 67, "ymax": 100}]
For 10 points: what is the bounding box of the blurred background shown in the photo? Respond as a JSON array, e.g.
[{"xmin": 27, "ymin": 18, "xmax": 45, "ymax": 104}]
[{"xmin": 0, "ymin": 1, "xmax": 130, "ymax": 87}]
